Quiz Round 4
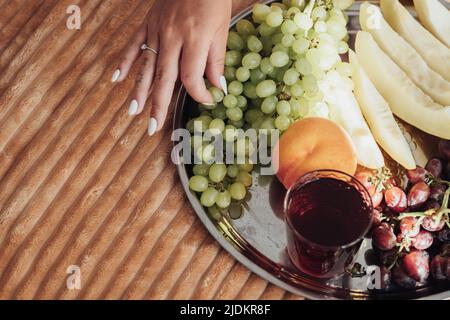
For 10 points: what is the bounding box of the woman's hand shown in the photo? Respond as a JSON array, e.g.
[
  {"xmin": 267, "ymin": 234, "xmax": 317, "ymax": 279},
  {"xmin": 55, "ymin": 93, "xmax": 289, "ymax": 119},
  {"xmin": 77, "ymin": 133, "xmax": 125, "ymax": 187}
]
[{"xmin": 111, "ymin": 0, "xmax": 232, "ymax": 135}]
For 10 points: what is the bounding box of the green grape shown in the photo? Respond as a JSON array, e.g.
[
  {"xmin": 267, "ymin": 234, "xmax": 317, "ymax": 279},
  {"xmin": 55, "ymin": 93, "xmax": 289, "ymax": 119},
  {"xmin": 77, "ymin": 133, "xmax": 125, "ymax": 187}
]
[
  {"xmin": 275, "ymin": 115, "xmax": 291, "ymax": 130},
  {"xmin": 236, "ymin": 19, "xmax": 257, "ymax": 37},
  {"xmin": 236, "ymin": 67, "xmax": 250, "ymax": 82},
  {"xmin": 252, "ymin": 98, "xmax": 263, "ymax": 107},
  {"xmin": 207, "ymin": 205, "xmax": 222, "ymax": 220},
  {"xmin": 228, "ymin": 118, "xmax": 244, "ymax": 128},
  {"xmin": 227, "ymin": 31, "xmax": 245, "ymax": 51},
  {"xmin": 245, "ymin": 109, "xmax": 264, "ymax": 123},
  {"xmin": 260, "ymin": 36, "xmax": 273, "ymax": 54},
  {"xmin": 292, "ymin": 38, "xmax": 309, "ymax": 54},
  {"xmin": 209, "ymin": 118, "xmax": 225, "ymax": 133},
  {"xmin": 270, "ymin": 3, "xmax": 286, "ymax": 13},
  {"xmin": 189, "ymin": 175, "xmax": 209, "ymax": 192},
  {"xmin": 250, "ymin": 68, "xmax": 266, "ymax": 85},
  {"xmin": 271, "ymin": 33, "xmax": 284, "ymax": 45},
  {"xmin": 289, "ymin": 98, "xmax": 302, "ymax": 119},
  {"xmin": 272, "ymin": 43, "xmax": 289, "ymax": 54},
  {"xmin": 287, "ymin": 6, "xmax": 301, "ymax": 18},
  {"xmin": 275, "ymin": 67, "xmax": 288, "ymax": 82},
  {"xmin": 226, "ymin": 107, "xmax": 243, "ymax": 121},
  {"xmin": 228, "ymin": 81, "xmax": 244, "ymax": 96},
  {"xmin": 242, "ymin": 52, "xmax": 262, "ymax": 70},
  {"xmin": 236, "ymin": 95, "xmax": 247, "ymax": 109},
  {"xmin": 281, "ymin": 20, "xmax": 298, "ymax": 35},
  {"xmin": 227, "ymin": 164, "xmax": 239, "ymax": 178},
  {"xmin": 216, "ymin": 190, "xmax": 231, "ymax": 209},
  {"xmin": 283, "ymin": 68, "xmax": 300, "ymax": 86},
  {"xmin": 276, "ymin": 100, "xmax": 291, "ymax": 115},
  {"xmin": 260, "ymin": 57, "xmax": 275, "ymax": 75},
  {"xmin": 225, "ymin": 50, "xmax": 242, "ymax": 67},
  {"xmin": 327, "ymin": 19, "xmax": 347, "ymax": 40},
  {"xmin": 196, "ymin": 115, "xmax": 212, "ymax": 130},
  {"xmin": 251, "ymin": 117, "xmax": 264, "ymax": 130},
  {"xmin": 290, "ymin": 82, "xmax": 304, "ymax": 98},
  {"xmin": 260, "ymin": 117, "xmax": 275, "ymax": 130},
  {"xmin": 239, "ymin": 163, "xmax": 254, "ymax": 172},
  {"xmin": 302, "ymin": 74, "xmax": 318, "ymax": 95},
  {"xmin": 266, "ymin": 11, "xmax": 283, "ymax": 27},
  {"xmin": 253, "ymin": 3, "xmax": 272, "ymax": 21},
  {"xmin": 236, "ymin": 138, "xmax": 254, "ymax": 157},
  {"xmin": 270, "ymin": 51, "xmax": 289, "ymax": 68},
  {"xmin": 236, "ymin": 171, "xmax": 253, "ymax": 187},
  {"xmin": 335, "ymin": 62, "xmax": 353, "ymax": 77},
  {"xmin": 193, "ymin": 164, "xmax": 210, "ymax": 177},
  {"xmin": 281, "ymin": 34, "xmax": 295, "ymax": 47},
  {"xmin": 211, "ymin": 103, "xmax": 227, "ymax": 120},
  {"xmin": 209, "ymin": 164, "xmax": 227, "ymax": 183},
  {"xmin": 243, "ymin": 82, "xmax": 258, "ymax": 99},
  {"xmin": 255, "ymin": 80, "xmax": 277, "ymax": 98},
  {"xmin": 202, "ymin": 144, "xmax": 216, "ymax": 163},
  {"xmin": 186, "ymin": 119, "xmax": 195, "ymax": 133},
  {"xmin": 314, "ymin": 21, "xmax": 327, "ymax": 33},
  {"xmin": 247, "ymin": 35, "xmax": 263, "ymax": 53},
  {"xmin": 338, "ymin": 41, "xmax": 349, "ymax": 54},
  {"xmin": 209, "ymin": 87, "xmax": 224, "ymax": 103},
  {"xmin": 312, "ymin": 6, "xmax": 327, "ymax": 21},
  {"xmin": 224, "ymin": 125, "xmax": 238, "ymax": 142},
  {"xmin": 261, "ymin": 96, "xmax": 278, "ymax": 114},
  {"xmin": 224, "ymin": 66, "xmax": 236, "ymax": 81},
  {"xmin": 229, "ymin": 182, "xmax": 246, "ymax": 201},
  {"xmin": 294, "ymin": 13, "xmax": 313, "ymax": 30},
  {"xmin": 258, "ymin": 23, "xmax": 276, "ymax": 37},
  {"xmin": 200, "ymin": 187, "xmax": 219, "ymax": 207},
  {"xmin": 223, "ymin": 94, "xmax": 238, "ymax": 108},
  {"xmin": 295, "ymin": 57, "xmax": 312, "ymax": 75}
]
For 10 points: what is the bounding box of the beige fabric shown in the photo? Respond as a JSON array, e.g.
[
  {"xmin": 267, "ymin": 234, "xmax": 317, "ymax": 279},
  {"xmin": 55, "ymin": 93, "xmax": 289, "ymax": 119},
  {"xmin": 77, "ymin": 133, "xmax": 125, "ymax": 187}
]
[{"xmin": 0, "ymin": 0, "xmax": 302, "ymax": 300}]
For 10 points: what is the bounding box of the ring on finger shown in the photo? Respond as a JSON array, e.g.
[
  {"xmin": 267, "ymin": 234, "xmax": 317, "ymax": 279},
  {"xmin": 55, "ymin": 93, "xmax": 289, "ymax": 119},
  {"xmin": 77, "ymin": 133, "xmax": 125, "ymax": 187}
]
[{"xmin": 140, "ymin": 44, "xmax": 159, "ymax": 55}]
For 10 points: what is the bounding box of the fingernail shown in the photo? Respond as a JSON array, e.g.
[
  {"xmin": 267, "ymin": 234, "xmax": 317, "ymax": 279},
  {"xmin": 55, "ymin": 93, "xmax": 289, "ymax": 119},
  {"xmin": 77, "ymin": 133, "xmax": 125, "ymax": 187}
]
[
  {"xmin": 128, "ymin": 100, "xmax": 138, "ymax": 115},
  {"xmin": 219, "ymin": 75, "xmax": 228, "ymax": 96},
  {"xmin": 201, "ymin": 102, "xmax": 216, "ymax": 106},
  {"xmin": 148, "ymin": 117, "xmax": 158, "ymax": 136},
  {"xmin": 111, "ymin": 69, "xmax": 121, "ymax": 82}
]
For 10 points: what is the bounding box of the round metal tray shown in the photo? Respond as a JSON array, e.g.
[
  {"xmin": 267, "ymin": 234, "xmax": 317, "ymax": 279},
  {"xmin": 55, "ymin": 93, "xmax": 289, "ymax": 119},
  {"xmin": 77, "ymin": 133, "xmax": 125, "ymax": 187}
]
[{"xmin": 173, "ymin": 0, "xmax": 450, "ymax": 300}]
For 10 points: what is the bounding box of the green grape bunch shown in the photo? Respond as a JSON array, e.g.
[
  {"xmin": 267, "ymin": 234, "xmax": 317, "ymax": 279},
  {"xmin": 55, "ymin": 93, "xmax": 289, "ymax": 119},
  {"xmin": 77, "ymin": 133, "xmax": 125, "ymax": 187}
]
[{"xmin": 185, "ymin": 0, "xmax": 355, "ymax": 219}]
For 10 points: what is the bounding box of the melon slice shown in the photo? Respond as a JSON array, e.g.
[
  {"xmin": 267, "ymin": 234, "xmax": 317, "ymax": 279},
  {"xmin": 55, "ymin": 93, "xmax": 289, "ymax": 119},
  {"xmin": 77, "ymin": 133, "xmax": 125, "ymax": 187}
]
[
  {"xmin": 349, "ymin": 50, "xmax": 416, "ymax": 170},
  {"xmin": 380, "ymin": 0, "xmax": 450, "ymax": 82},
  {"xmin": 359, "ymin": 2, "xmax": 450, "ymax": 106},
  {"xmin": 413, "ymin": 0, "xmax": 450, "ymax": 47},
  {"xmin": 355, "ymin": 31, "xmax": 450, "ymax": 140}
]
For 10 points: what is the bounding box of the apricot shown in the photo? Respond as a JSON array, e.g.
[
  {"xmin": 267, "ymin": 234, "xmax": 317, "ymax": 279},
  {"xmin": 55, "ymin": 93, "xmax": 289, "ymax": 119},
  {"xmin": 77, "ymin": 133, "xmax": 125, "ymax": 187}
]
[{"xmin": 274, "ymin": 117, "xmax": 358, "ymax": 189}]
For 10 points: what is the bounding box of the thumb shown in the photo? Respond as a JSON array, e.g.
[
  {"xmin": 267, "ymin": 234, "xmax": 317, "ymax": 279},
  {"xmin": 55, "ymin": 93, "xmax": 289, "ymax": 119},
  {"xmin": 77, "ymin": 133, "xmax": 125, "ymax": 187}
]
[{"xmin": 205, "ymin": 28, "xmax": 228, "ymax": 93}]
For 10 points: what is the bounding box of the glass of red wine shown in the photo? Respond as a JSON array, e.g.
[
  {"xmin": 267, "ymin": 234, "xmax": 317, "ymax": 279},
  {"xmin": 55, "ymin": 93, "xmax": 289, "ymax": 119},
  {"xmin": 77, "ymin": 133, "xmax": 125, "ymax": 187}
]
[{"xmin": 284, "ymin": 170, "xmax": 373, "ymax": 279}]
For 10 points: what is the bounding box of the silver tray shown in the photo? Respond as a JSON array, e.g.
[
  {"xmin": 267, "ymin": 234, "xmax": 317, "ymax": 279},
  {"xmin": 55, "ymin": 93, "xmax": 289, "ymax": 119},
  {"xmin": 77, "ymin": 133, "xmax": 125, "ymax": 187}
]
[{"xmin": 173, "ymin": 0, "xmax": 450, "ymax": 300}]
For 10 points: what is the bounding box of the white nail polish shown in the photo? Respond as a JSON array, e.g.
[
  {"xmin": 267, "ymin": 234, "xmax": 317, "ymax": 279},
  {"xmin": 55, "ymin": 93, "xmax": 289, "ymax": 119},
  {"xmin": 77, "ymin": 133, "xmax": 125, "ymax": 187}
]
[
  {"xmin": 128, "ymin": 100, "xmax": 138, "ymax": 115},
  {"xmin": 219, "ymin": 75, "xmax": 228, "ymax": 96},
  {"xmin": 111, "ymin": 69, "xmax": 121, "ymax": 82},
  {"xmin": 148, "ymin": 117, "xmax": 158, "ymax": 136}
]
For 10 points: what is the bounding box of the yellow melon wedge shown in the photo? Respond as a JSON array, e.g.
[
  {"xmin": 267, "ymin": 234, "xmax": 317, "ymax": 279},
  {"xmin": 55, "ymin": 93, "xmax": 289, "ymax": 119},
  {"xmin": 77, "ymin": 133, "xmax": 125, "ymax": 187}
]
[
  {"xmin": 349, "ymin": 50, "xmax": 416, "ymax": 170},
  {"xmin": 413, "ymin": 0, "xmax": 450, "ymax": 47},
  {"xmin": 380, "ymin": 0, "xmax": 450, "ymax": 82},
  {"xmin": 360, "ymin": 2, "xmax": 450, "ymax": 106},
  {"xmin": 355, "ymin": 31, "xmax": 450, "ymax": 140}
]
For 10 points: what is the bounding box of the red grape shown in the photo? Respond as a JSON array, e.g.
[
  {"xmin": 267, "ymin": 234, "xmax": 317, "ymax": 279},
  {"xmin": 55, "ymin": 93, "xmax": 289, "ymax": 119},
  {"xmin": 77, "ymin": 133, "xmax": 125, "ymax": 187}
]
[
  {"xmin": 372, "ymin": 225, "xmax": 397, "ymax": 251},
  {"xmin": 392, "ymin": 265, "xmax": 418, "ymax": 289},
  {"xmin": 407, "ymin": 182, "xmax": 430, "ymax": 209},
  {"xmin": 425, "ymin": 158, "xmax": 443, "ymax": 178},
  {"xmin": 372, "ymin": 208, "xmax": 382, "ymax": 227},
  {"xmin": 430, "ymin": 184, "xmax": 447, "ymax": 202},
  {"xmin": 377, "ymin": 249, "xmax": 398, "ymax": 266},
  {"xmin": 368, "ymin": 186, "xmax": 383, "ymax": 208},
  {"xmin": 438, "ymin": 140, "xmax": 450, "ymax": 161},
  {"xmin": 412, "ymin": 230, "xmax": 433, "ymax": 250},
  {"xmin": 421, "ymin": 199, "xmax": 440, "ymax": 211},
  {"xmin": 384, "ymin": 187, "xmax": 407, "ymax": 213},
  {"xmin": 421, "ymin": 215, "xmax": 445, "ymax": 232},
  {"xmin": 430, "ymin": 255, "xmax": 447, "ymax": 280},
  {"xmin": 446, "ymin": 162, "xmax": 450, "ymax": 180},
  {"xmin": 406, "ymin": 167, "xmax": 428, "ymax": 184},
  {"xmin": 438, "ymin": 229, "xmax": 450, "ymax": 242},
  {"xmin": 400, "ymin": 216, "xmax": 420, "ymax": 238},
  {"xmin": 355, "ymin": 171, "xmax": 375, "ymax": 190},
  {"xmin": 403, "ymin": 250, "xmax": 429, "ymax": 283}
]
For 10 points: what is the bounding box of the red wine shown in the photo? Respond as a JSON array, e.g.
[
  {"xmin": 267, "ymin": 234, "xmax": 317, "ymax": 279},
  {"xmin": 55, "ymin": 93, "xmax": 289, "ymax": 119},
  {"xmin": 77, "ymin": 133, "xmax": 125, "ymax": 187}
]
[
  {"xmin": 285, "ymin": 174, "xmax": 372, "ymax": 278},
  {"xmin": 289, "ymin": 178, "xmax": 371, "ymax": 246}
]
